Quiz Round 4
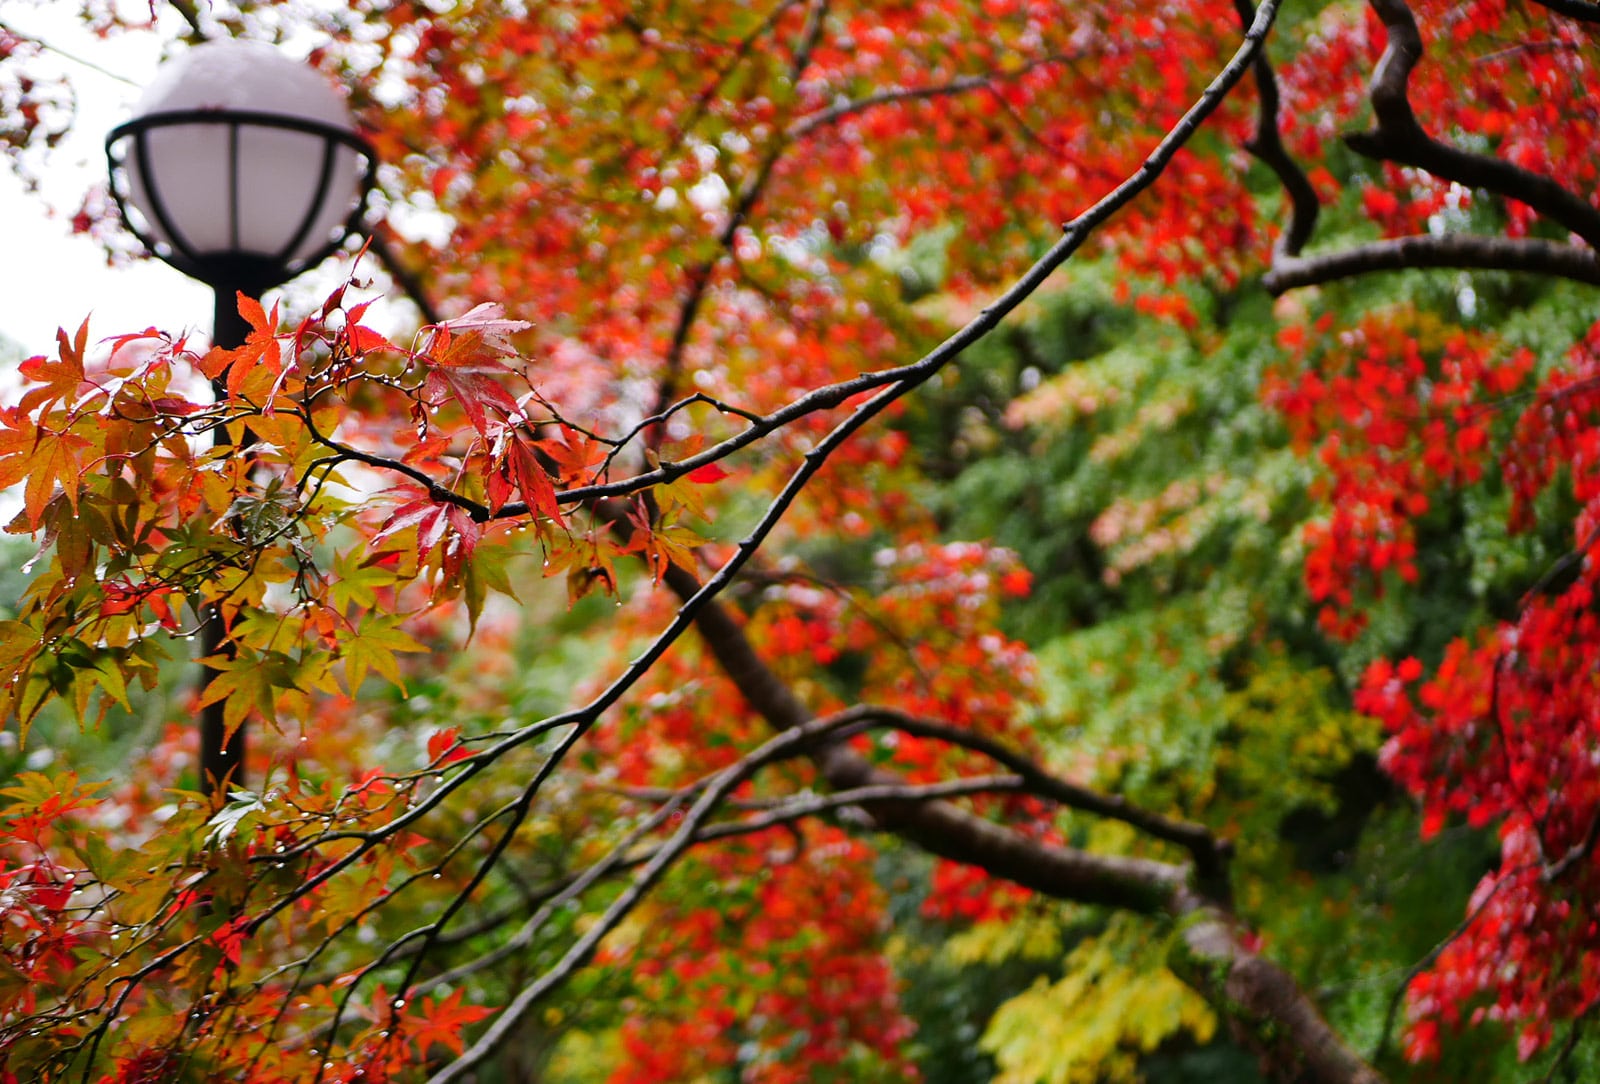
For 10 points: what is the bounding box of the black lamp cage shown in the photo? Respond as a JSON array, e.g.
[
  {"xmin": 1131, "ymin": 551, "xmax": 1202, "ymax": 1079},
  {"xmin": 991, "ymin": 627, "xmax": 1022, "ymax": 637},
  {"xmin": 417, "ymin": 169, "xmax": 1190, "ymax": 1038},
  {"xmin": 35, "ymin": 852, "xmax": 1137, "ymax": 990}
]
[{"xmin": 106, "ymin": 109, "xmax": 378, "ymax": 294}]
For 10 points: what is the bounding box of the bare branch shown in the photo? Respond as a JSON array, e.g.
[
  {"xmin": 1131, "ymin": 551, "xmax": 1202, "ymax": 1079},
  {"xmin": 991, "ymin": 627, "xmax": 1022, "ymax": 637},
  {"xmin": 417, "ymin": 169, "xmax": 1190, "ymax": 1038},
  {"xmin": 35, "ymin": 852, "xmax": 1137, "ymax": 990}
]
[
  {"xmin": 425, "ymin": 703, "xmax": 1007, "ymax": 1083},
  {"xmin": 1263, "ymin": 233, "xmax": 1600, "ymax": 294},
  {"xmin": 1232, "ymin": 0, "xmax": 1319, "ymax": 259},
  {"xmin": 1349, "ymin": 0, "xmax": 1600, "ymax": 249},
  {"xmin": 785, "ymin": 51, "xmax": 1074, "ymax": 141},
  {"xmin": 821, "ymin": 705, "xmax": 1231, "ymax": 881}
]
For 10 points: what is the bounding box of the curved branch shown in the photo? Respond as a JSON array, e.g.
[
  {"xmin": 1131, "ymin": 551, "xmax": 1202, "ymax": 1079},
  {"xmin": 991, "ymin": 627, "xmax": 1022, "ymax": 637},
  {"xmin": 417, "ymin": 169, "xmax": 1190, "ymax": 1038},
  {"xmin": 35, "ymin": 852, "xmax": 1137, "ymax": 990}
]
[
  {"xmin": 427, "ymin": 7, "xmax": 1368, "ymax": 1080},
  {"xmin": 1348, "ymin": 0, "xmax": 1600, "ymax": 249},
  {"xmin": 1262, "ymin": 233, "xmax": 1600, "ymax": 295},
  {"xmin": 830, "ymin": 705, "xmax": 1231, "ymax": 884},
  {"xmin": 1233, "ymin": 0, "xmax": 1319, "ymax": 259},
  {"xmin": 785, "ymin": 51, "xmax": 1076, "ymax": 141},
  {"xmin": 426, "ymin": 704, "xmax": 1019, "ymax": 1083}
]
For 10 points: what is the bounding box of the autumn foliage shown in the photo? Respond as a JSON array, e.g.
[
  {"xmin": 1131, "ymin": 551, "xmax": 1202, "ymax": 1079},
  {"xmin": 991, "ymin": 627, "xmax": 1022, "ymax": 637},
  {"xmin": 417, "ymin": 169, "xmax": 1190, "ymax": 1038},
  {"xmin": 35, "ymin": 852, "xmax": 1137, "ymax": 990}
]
[{"xmin": 4, "ymin": 0, "xmax": 1600, "ymax": 1082}]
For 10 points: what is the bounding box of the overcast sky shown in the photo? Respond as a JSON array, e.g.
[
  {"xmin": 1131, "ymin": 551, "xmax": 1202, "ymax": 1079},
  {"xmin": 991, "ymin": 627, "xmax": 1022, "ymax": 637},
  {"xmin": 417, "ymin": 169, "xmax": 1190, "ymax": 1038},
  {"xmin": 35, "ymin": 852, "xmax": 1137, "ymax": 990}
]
[
  {"xmin": 0, "ymin": 3, "xmax": 422, "ymax": 361},
  {"xmin": 0, "ymin": 4, "xmax": 219, "ymax": 358}
]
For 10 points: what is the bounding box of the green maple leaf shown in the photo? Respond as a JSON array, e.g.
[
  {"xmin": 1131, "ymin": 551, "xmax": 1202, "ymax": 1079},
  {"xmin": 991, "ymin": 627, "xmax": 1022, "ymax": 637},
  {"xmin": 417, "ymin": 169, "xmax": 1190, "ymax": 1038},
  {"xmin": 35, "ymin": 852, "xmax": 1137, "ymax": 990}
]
[
  {"xmin": 338, "ymin": 615, "xmax": 427, "ymax": 693},
  {"xmin": 328, "ymin": 552, "xmax": 402, "ymax": 615},
  {"xmin": 197, "ymin": 649, "xmax": 301, "ymax": 734}
]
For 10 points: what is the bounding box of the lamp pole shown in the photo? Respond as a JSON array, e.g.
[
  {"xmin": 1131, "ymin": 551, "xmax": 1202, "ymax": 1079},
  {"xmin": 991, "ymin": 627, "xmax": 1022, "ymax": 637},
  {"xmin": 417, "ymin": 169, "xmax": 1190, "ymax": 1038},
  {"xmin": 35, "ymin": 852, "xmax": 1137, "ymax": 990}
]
[
  {"xmin": 106, "ymin": 39, "xmax": 377, "ymax": 797},
  {"xmin": 198, "ymin": 286, "xmax": 253, "ymax": 798}
]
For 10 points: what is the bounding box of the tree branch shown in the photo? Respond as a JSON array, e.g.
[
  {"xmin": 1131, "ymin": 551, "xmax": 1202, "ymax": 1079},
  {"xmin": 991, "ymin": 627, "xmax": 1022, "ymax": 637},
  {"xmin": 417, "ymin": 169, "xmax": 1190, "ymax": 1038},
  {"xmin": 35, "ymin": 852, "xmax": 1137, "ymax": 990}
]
[
  {"xmin": 1232, "ymin": 0, "xmax": 1319, "ymax": 260},
  {"xmin": 1175, "ymin": 914, "xmax": 1386, "ymax": 1084},
  {"xmin": 409, "ymin": 772, "xmax": 1030, "ymax": 997},
  {"xmin": 823, "ymin": 705, "xmax": 1232, "ymax": 887},
  {"xmin": 1349, "ymin": 0, "xmax": 1600, "ymax": 250},
  {"xmin": 785, "ymin": 51, "xmax": 1075, "ymax": 141},
  {"xmin": 1262, "ymin": 233, "xmax": 1600, "ymax": 294},
  {"xmin": 1250, "ymin": 0, "xmax": 1600, "ymax": 294}
]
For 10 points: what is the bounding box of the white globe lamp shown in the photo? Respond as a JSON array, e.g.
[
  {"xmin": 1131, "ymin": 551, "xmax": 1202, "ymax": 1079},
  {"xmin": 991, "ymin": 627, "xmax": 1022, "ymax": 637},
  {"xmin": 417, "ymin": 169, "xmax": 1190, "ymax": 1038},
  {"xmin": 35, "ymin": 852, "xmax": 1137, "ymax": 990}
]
[{"xmin": 105, "ymin": 39, "xmax": 377, "ymax": 298}]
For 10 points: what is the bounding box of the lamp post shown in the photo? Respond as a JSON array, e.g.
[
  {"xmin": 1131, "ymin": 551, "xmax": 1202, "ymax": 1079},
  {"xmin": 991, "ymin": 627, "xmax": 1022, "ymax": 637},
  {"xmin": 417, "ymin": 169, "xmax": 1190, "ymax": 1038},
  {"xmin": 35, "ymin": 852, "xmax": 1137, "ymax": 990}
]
[{"xmin": 106, "ymin": 39, "xmax": 377, "ymax": 796}]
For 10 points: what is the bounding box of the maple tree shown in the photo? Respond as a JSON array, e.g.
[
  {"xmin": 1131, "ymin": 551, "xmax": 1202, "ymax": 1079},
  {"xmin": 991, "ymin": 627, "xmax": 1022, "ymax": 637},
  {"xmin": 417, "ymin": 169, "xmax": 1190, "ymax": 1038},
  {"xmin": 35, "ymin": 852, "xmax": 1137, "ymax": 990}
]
[{"xmin": 5, "ymin": 0, "xmax": 1600, "ymax": 1081}]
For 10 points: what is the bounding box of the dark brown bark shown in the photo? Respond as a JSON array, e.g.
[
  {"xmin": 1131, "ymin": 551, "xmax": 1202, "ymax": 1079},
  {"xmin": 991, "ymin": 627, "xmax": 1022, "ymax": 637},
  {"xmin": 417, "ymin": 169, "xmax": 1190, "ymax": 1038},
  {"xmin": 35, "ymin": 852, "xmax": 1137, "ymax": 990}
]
[
  {"xmin": 1349, "ymin": 0, "xmax": 1600, "ymax": 250},
  {"xmin": 1263, "ymin": 234, "xmax": 1600, "ymax": 295},
  {"xmin": 661, "ymin": 562, "xmax": 1386, "ymax": 1084},
  {"xmin": 1528, "ymin": 0, "xmax": 1600, "ymax": 22},
  {"xmin": 1242, "ymin": 0, "xmax": 1600, "ymax": 296}
]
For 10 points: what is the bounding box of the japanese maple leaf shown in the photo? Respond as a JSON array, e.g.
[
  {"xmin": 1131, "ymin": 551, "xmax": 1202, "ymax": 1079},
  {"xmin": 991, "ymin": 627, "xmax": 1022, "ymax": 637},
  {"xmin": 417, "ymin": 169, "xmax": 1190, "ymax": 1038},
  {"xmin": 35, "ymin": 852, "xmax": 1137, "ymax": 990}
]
[
  {"xmin": 417, "ymin": 303, "xmax": 533, "ymax": 436},
  {"xmin": 18, "ymin": 426, "xmax": 92, "ymax": 526},
  {"xmin": 372, "ymin": 487, "xmax": 453, "ymax": 563},
  {"xmin": 433, "ymin": 302, "xmax": 531, "ymax": 354},
  {"xmin": 507, "ymin": 434, "xmax": 564, "ymax": 524},
  {"xmin": 537, "ymin": 429, "xmax": 609, "ymax": 487},
  {"xmin": 200, "ymin": 293, "xmax": 283, "ymax": 401},
  {"xmin": 17, "ymin": 319, "xmax": 89, "ymax": 416},
  {"xmin": 422, "ymin": 363, "xmax": 522, "ymax": 437},
  {"xmin": 371, "ymin": 487, "xmax": 482, "ymax": 584},
  {"xmin": 0, "ymin": 408, "xmax": 41, "ymax": 492},
  {"xmin": 406, "ymin": 989, "xmax": 493, "ymax": 1056}
]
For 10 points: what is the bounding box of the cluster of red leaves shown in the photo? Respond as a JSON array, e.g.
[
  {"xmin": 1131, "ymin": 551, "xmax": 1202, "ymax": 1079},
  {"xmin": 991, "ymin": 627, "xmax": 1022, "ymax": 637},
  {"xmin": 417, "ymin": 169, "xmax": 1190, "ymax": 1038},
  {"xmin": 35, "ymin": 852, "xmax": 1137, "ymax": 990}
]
[
  {"xmin": 1362, "ymin": 629, "xmax": 1600, "ymax": 1061},
  {"xmin": 1502, "ymin": 320, "xmax": 1600, "ymax": 532},
  {"xmin": 1279, "ymin": 313, "xmax": 1600, "ymax": 1059},
  {"xmin": 0, "ymin": 777, "xmax": 102, "ymax": 1026},
  {"xmin": 1264, "ymin": 309, "xmax": 1531, "ymax": 639},
  {"xmin": 594, "ymin": 538, "xmax": 1042, "ymax": 944},
  {"xmin": 336, "ymin": 0, "xmax": 1280, "ymax": 440},
  {"xmin": 606, "ymin": 825, "xmax": 916, "ymax": 1083},
  {"xmin": 1279, "ymin": 1, "xmax": 1600, "ymax": 240}
]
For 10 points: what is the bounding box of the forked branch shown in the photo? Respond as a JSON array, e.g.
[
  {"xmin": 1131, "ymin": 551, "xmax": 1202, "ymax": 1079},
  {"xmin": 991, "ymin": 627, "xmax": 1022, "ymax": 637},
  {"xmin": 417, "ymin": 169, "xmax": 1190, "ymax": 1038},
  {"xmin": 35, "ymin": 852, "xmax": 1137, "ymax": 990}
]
[
  {"xmin": 1240, "ymin": 0, "xmax": 1600, "ymax": 295},
  {"xmin": 1349, "ymin": 0, "xmax": 1600, "ymax": 249}
]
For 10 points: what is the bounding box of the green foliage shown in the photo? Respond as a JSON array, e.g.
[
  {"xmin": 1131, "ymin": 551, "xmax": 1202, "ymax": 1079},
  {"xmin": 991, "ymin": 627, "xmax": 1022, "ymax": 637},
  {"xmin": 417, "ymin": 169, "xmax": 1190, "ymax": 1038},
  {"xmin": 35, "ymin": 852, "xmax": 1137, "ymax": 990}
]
[
  {"xmin": 894, "ymin": 259, "xmax": 1551, "ymax": 1080},
  {"xmin": 980, "ymin": 915, "xmax": 1215, "ymax": 1084}
]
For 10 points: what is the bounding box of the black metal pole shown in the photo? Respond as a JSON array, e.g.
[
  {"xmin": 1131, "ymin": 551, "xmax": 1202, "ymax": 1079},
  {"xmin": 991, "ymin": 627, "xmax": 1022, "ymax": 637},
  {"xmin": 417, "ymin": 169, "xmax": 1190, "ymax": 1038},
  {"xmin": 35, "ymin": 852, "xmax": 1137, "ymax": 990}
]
[{"xmin": 198, "ymin": 284, "xmax": 252, "ymax": 798}]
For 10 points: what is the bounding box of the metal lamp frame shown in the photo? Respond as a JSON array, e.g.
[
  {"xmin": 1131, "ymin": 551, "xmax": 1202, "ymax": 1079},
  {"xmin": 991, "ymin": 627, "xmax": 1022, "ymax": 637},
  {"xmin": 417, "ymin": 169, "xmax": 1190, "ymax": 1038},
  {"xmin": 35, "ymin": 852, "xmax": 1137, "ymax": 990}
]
[{"xmin": 105, "ymin": 109, "xmax": 379, "ymax": 293}]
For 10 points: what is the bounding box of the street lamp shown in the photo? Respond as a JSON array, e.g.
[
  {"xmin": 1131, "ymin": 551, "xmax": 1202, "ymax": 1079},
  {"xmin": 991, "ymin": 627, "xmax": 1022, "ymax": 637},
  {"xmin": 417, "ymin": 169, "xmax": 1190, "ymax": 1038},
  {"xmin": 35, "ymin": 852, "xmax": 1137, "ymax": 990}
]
[
  {"xmin": 105, "ymin": 39, "xmax": 378, "ymax": 796},
  {"xmin": 106, "ymin": 39, "xmax": 378, "ymax": 348}
]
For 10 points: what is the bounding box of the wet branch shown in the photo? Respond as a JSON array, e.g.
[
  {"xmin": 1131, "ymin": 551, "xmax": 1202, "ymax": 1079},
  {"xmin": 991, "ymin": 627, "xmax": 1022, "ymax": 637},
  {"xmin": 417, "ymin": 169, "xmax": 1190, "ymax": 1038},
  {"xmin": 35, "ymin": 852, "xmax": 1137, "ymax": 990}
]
[{"xmin": 1241, "ymin": 0, "xmax": 1600, "ymax": 296}]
